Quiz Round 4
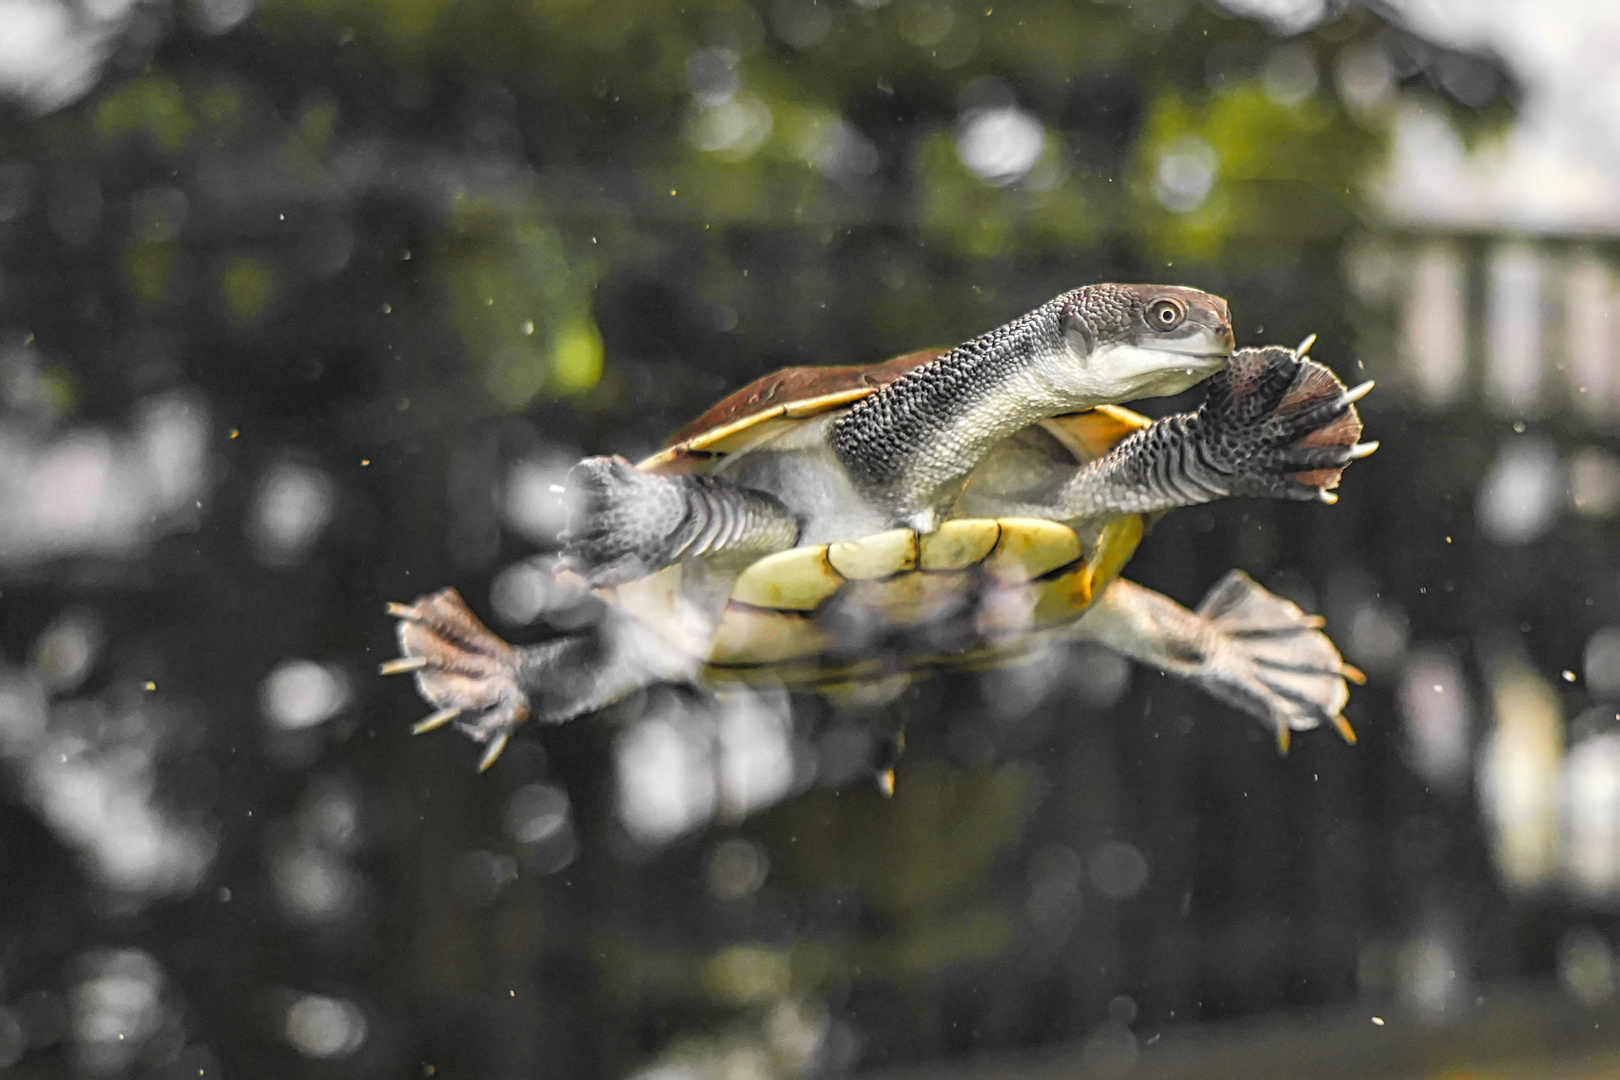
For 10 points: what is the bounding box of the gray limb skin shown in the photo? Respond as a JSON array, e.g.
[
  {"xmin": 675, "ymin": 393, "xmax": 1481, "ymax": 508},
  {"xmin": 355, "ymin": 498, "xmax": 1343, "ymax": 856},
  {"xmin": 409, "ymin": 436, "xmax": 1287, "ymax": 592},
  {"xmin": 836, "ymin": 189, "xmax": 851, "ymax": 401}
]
[
  {"xmin": 562, "ymin": 456, "xmax": 801, "ymax": 587},
  {"xmin": 1072, "ymin": 573, "xmax": 1362, "ymax": 749},
  {"xmin": 386, "ymin": 588, "xmax": 684, "ymax": 770},
  {"xmin": 1003, "ymin": 348, "xmax": 1376, "ymax": 520}
]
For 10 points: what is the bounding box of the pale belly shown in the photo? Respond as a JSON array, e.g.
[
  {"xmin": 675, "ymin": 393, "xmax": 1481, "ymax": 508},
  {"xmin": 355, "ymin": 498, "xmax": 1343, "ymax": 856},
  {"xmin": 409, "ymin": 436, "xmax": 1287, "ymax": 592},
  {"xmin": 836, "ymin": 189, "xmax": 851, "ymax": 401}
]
[{"xmin": 707, "ymin": 416, "xmax": 894, "ymax": 545}]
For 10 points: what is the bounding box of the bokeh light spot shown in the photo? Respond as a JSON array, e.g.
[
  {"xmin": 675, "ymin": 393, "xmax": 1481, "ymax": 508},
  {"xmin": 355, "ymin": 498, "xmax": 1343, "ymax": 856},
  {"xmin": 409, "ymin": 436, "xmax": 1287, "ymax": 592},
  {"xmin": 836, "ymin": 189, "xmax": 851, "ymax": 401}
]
[{"xmin": 285, "ymin": 994, "xmax": 367, "ymax": 1058}]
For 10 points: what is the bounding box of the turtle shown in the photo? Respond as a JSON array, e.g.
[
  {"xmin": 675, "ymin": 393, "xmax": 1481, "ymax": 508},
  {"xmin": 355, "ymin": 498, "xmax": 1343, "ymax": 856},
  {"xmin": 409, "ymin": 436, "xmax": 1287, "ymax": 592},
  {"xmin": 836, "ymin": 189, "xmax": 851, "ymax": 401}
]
[{"xmin": 383, "ymin": 283, "xmax": 1376, "ymax": 772}]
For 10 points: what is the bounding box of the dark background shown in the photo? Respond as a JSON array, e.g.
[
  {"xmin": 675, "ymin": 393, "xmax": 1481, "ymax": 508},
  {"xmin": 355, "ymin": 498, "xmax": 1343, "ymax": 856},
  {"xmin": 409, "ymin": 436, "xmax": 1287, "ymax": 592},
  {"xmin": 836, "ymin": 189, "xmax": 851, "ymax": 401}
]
[{"xmin": 2, "ymin": 0, "xmax": 1618, "ymax": 1077}]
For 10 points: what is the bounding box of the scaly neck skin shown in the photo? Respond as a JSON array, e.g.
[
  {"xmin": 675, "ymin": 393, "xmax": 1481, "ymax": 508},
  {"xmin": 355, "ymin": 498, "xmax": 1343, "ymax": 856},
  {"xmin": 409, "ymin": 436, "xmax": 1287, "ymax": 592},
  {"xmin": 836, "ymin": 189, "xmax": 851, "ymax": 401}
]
[{"xmin": 830, "ymin": 303, "xmax": 1099, "ymax": 530}]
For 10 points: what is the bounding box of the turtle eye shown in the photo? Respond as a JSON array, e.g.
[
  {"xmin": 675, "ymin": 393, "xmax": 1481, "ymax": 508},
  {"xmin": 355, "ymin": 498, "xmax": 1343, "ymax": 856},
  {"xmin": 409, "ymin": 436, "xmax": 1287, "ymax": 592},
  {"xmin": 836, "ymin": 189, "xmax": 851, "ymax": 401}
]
[{"xmin": 1147, "ymin": 298, "xmax": 1186, "ymax": 330}]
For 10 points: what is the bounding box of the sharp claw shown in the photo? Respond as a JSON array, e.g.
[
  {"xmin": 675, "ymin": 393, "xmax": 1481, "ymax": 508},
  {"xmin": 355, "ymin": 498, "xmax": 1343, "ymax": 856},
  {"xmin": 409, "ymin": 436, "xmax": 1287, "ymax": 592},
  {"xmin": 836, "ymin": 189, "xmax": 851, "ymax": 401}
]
[
  {"xmin": 1347, "ymin": 441, "xmax": 1379, "ymax": 460},
  {"xmin": 1304, "ymin": 614, "xmax": 1326, "ymax": 629},
  {"xmin": 876, "ymin": 769, "xmax": 896, "ymax": 797},
  {"xmin": 1343, "ymin": 381, "xmax": 1375, "ymax": 405},
  {"xmin": 1295, "ymin": 332, "xmax": 1317, "ymax": 357},
  {"xmin": 412, "ymin": 707, "xmax": 461, "ymax": 735},
  {"xmin": 380, "ymin": 656, "xmax": 430, "ymax": 675},
  {"xmin": 1275, "ymin": 726, "xmax": 1291, "ymax": 755},
  {"xmin": 386, "ymin": 602, "xmax": 419, "ymax": 619},
  {"xmin": 1331, "ymin": 714, "xmax": 1358, "ymax": 745},
  {"xmin": 1317, "ymin": 490, "xmax": 1340, "ymax": 505},
  {"xmin": 1341, "ymin": 663, "xmax": 1367, "ymax": 685},
  {"xmin": 478, "ymin": 731, "xmax": 512, "ymax": 772}
]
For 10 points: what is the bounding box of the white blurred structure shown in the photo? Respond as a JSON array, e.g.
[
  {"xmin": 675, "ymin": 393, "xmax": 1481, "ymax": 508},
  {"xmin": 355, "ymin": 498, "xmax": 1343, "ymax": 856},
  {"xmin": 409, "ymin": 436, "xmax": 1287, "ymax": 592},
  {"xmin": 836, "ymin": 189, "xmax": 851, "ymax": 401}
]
[
  {"xmin": 1324, "ymin": 2, "xmax": 1620, "ymax": 437},
  {"xmin": 956, "ymin": 105, "xmax": 1046, "ymax": 187},
  {"xmin": 0, "ymin": 669, "xmax": 215, "ymax": 899},
  {"xmin": 1478, "ymin": 655, "xmax": 1563, "ymax": 891},
  {"xmin": 1399, "ymin": 649, "xmax": 1475, "ymax": 795},
  {"xmin": 1561, "ymin": 731, "xmax": 1620, "ymax": 902},
  {"xmin": 616, "ymin": 690, "xmax": 800, "ymax": 847},
  {"xmin": 70, "ymin": 949, "xmax": 172, "ymax": 1074},
  {"xmin": 0, "ymin": 0, "xmax": 138, "ymax": 112},
  {"xmin": 248, "ymin": 462, "xmax": 335, "ymax": 566},
  {"xmin": 284, "ymin": 993, "xmax": 367, "ymax": 1058},
  {"xmin": 0, "ymin": 387, "xmax": 209, "ymax": 566},
  {"xmin": 260, "ymin": 659, "xmax": 351, "ymax": 730},
  {"xmin": 1476, "ymin": 438, "xmax": 1561, "ymax": 544}
]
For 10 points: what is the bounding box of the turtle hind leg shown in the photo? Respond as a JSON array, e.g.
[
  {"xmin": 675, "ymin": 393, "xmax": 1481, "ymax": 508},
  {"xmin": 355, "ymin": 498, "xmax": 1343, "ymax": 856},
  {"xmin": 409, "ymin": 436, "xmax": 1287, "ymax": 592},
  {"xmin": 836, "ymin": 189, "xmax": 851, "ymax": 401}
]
[
  {"xmin": 562, "ymin": 456, "xmax": 801, "ymax": 587},
  {"xmin": 1073, "ymin": 575, "xmax": 1360, "ymax": 748},
  {"xmin": 1193, "ymin": 570, "xmax": 1360, "ymax": 745},
  {"xmin": 386, "ymin": 588, "xmax": 650, "ymax": 769}
]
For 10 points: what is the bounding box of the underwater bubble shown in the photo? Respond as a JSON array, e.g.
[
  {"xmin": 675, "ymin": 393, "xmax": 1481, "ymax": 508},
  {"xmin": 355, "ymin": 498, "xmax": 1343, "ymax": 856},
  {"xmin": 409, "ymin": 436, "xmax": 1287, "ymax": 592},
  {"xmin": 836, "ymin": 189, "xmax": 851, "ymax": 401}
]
[
  {"xmin": 1570, "ymin": 449, "xmax": 1620, "ymax": 519},
  {"xmin": 450, "ymin": 849, "xmax": 518, "ymax": 910},
  {"xmin": 32, "ymin": 609, "xmax": 101, "ymax": 693}
]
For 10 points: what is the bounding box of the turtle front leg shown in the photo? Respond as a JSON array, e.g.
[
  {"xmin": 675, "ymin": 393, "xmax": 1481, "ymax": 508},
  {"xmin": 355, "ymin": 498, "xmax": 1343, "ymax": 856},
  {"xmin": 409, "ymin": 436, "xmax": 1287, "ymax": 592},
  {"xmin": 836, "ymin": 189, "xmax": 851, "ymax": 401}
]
[
  {"xmin": 1071, "ymin": 574, "xmax": 1362, "ymax": 750},
  {"xmin": 999, "ymin": 347, "xmax": 1376, "ymax": 520},
  {"xmin": 383, "ymin": 588, "xmax": 668, "ymax": 769},
  {"xmin": 563, "ymin": 456, "xmax": 801, "ymax": 587}
]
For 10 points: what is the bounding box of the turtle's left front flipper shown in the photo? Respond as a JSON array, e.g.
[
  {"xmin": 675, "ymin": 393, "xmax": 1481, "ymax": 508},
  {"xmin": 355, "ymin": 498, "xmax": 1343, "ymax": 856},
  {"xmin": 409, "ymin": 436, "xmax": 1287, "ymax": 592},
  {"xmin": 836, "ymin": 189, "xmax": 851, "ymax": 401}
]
[
  {"xmin": 1007, "ymin": 346, "xmax": 1375, "ymax": 521},
  {"xmin": 1072, "ymin": 574, "xmax": 1361, "ymax": 749}
]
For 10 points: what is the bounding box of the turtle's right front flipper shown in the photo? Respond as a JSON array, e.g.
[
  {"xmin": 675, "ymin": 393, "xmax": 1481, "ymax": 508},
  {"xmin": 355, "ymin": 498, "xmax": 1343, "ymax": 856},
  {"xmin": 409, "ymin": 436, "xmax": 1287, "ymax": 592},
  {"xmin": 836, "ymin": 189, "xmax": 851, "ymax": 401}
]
[
  {"xmin": 1073, "ymin": 574, "xmax": 1361, "ymax": 748},
  {"xmin": 562, "ymin": 456, "xmax": 801, "ymax": 587}
]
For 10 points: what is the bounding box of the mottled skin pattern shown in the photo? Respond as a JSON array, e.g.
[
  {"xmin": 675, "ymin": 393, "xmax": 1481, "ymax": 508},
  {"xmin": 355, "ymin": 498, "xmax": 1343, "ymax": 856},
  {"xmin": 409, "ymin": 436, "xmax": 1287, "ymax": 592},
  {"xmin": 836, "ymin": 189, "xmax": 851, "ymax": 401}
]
[
  {"xmin": 563, "ymin": 283, "xmax": 1233, "ymax": 584},
  {"xmin": 565, "ymin": 456, "xmax": 800, "ymax": 587},
  {"xmin": 829, "ymin": 283, "xmax": 1232, "ymax": 529},
  {"xmin": 999, "ymin": 346, "xmax": 1377, "ymax": 520}
]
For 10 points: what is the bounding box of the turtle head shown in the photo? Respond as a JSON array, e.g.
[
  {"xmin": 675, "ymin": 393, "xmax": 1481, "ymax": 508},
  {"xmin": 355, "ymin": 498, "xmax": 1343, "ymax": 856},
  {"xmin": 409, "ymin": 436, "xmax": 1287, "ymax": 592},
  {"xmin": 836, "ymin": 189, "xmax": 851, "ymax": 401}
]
[{"xmin": 1049, "ymin": 284, "xmax": 1234, "ymax": 403}]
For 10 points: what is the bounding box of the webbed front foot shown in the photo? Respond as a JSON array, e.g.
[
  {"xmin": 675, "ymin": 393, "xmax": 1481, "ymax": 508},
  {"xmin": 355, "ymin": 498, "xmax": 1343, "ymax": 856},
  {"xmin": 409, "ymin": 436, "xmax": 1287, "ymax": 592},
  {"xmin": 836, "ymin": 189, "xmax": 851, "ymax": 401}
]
[
  {"xmin": 1198, "ymin": 344, "xmax": 1377, "ymax": 503},
  {"xmin": 1191, "ymin": 570, "xmax": 1362, "ymax": 750},
  {"xmin": 384, "ymin": 588, "xmax": 532, "ymax": 770}
]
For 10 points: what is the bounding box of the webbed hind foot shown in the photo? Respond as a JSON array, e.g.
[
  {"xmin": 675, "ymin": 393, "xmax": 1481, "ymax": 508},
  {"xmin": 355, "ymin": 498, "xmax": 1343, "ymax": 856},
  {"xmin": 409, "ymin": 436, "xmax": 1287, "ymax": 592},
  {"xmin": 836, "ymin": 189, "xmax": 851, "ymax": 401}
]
[
  {"xmin": 1192, "ymin": 570, "xmax": 1362, "ymax": 748},
  {"xmin": 1074, "ymin": 574, "xmax": 1361, "ymax": 748},
  {"xmin": 385, "ymin": 588, "xmax": 533, "ymax": 770},
  {"xmin": 386, "ymin": 586, "xmax": 678, "ymax": 768}
]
